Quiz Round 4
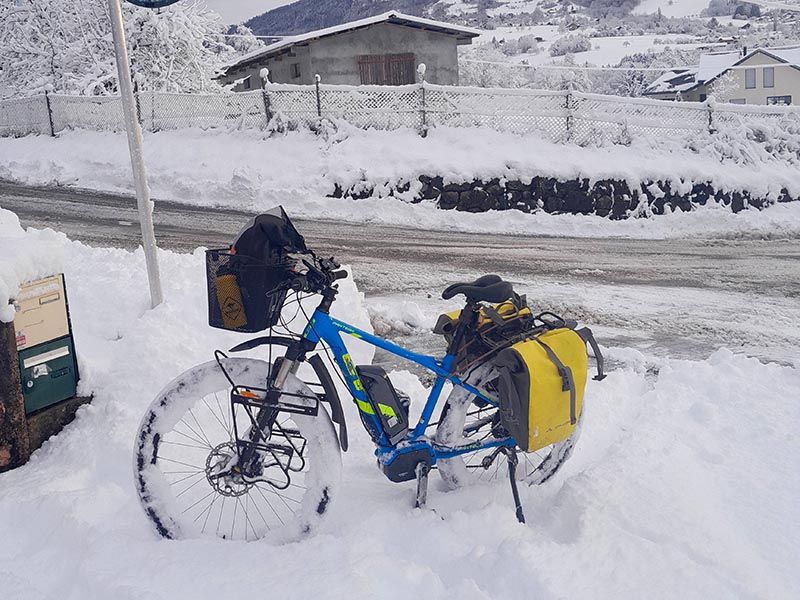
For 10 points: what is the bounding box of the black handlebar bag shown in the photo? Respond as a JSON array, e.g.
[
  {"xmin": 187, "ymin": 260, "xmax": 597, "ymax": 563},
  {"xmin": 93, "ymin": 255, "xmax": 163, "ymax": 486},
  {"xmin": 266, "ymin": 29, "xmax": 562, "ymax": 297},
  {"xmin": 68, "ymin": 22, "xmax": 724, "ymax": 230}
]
[{"xmin": 206, "ymin": 206, "xmax": 306, "ymax": 332}]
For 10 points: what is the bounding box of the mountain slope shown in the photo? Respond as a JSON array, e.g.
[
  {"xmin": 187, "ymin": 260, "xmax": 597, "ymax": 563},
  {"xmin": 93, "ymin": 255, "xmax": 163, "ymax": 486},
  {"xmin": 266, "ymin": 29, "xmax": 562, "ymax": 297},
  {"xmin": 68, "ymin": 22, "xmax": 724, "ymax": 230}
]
[{"xmin": 245, "ymin": 0, "xmax": 440, "ymax": 36}]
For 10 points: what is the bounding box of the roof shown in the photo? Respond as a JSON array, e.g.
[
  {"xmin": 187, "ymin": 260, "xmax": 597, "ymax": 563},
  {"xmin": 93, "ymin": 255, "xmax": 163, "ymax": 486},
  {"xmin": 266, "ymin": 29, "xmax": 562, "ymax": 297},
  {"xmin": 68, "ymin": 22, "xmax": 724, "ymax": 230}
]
[
  {"xmin": 700, "ymin": 46, "xmax": 800, "ymax": 85},
  {"xmin": 225, "ymin": 11, "xmax": 481, "ymax": 73},
  {"xmin": 697, "ymin": 51, "xmax": 740, "ymax": 83},
  {"xmin": 643, "ymin": 68, "xmax": 699, "ymax": 96}
]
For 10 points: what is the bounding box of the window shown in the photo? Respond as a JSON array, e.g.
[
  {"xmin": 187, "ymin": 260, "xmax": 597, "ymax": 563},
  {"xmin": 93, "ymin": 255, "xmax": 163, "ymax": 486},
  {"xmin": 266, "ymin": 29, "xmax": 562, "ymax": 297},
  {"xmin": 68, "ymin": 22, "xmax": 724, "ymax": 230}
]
[
  {"xmin": 243, "ymin": 76, "xmax": 251, "ymax": 90},
  {"xmin": 767, "ymin": 95, "xmax": 792, "ymax": 106},
  {"xmin": 729, "ymin": 98, "xmax": 746, "ymax": 104},
  {"xmin": 745, "ymin": 68, "xmax": 756, "ymax": 89},
  {"xmin": 763, "ymin": 66, "xmax": 774, "ymax": 88},
  {"xmin": 291, "ymin": 63, "xmax": 301, "ymax": 79},
  {"xmin": 699, "ymin": 93, "xmax": 707, "ymax": 102},
  {"xmin": 358, "ymin": 54, "xmax": 416, "ymax": 85}
]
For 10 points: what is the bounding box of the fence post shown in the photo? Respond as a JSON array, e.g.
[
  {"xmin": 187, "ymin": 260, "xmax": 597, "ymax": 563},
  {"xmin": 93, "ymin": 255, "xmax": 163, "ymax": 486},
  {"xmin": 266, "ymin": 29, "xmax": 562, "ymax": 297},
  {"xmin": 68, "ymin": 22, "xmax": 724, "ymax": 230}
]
[
  {"xmin": 315, "ymin": 74, "xmax": 322, "ymax": 118},
  {"xmin": 134, "ymin": 91, "xmax": 142, "ymax": 128},
  {"xmin": 564, "ymin": 89, "xmax": 573, "ymax": 142},
  {"xmin": 706, "ymin": 96, "xmax": 716, "ymax": 134},
  {"xmin": 150, "ymin": 90, "xmax": 156, "ymax": 132},
  {"xmin": 43, "ymin": 91, "xmax": 55, "ymax": 136},
  {"xmin": 260, "ymin": 69, "xmax": 273, "ymax": 128},
  {"xmin": 261, "ymin": 89, "xmax": 273, "ymax": 126},
  {"xmin": 417, "ymin": 63, "xmax": 427, "ymax": 137}
]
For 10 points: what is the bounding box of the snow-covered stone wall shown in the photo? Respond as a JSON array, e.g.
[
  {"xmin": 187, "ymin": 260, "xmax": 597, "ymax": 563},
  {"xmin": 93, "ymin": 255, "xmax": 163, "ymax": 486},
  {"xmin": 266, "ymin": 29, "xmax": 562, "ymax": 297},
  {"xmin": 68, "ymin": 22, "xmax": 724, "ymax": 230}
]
[{"xmin": 332, "ymin": 175, "xmax": 795, "ymax": 219}]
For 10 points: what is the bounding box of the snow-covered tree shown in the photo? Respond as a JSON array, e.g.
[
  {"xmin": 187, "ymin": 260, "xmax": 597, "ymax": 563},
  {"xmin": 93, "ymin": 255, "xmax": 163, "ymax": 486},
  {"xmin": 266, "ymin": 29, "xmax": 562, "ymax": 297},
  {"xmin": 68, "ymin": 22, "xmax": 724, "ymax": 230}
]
[
  {"xmin": 0, "ymin": 0, "xmax": 261, "ymax": 98},
  {"xmin": 549, "ymin": 34, "xmax": 593, "ymax": 57},
  {"xmin": 459, "ymin": 46, "xmax": 528, "ymax": 89}
]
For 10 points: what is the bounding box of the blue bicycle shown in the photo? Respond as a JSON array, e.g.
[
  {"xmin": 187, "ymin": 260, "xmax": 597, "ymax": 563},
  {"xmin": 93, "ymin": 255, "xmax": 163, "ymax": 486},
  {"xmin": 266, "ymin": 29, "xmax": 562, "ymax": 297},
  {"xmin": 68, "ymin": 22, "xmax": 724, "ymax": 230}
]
[{"xmin": 134, "ymin": 209, "xmax": 587, "ymax": 541}]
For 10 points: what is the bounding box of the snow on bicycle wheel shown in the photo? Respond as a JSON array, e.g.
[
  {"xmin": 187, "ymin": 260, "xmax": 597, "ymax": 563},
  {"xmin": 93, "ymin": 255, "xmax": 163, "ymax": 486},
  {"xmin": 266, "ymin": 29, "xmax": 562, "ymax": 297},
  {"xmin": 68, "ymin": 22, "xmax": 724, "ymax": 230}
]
[{"xmin": 134, "ymin": 358, "xmax": 341, "ymax": 542}]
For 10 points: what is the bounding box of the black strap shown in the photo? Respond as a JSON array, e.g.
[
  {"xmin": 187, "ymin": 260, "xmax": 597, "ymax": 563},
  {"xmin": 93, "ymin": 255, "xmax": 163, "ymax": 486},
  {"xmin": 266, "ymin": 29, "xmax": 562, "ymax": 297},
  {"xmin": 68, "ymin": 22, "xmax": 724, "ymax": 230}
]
[
  {"xmin": 482, "ymin": 305, "xmax": 509, "ymax": 326},
  {"xmin": 577, "ymin": 327, "xmax": 606, "ymax": 381},
  {"xmin": 533, "ymin": 338, "xmax": 577, "ymax": 425}
]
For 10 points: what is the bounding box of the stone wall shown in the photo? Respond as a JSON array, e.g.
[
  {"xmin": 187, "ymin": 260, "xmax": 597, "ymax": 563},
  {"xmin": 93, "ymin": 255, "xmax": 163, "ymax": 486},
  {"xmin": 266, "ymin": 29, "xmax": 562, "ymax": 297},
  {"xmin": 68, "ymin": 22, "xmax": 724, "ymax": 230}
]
[{"xmin": 331, "ymin": 176, "xmax": 797, "ymax": 218}]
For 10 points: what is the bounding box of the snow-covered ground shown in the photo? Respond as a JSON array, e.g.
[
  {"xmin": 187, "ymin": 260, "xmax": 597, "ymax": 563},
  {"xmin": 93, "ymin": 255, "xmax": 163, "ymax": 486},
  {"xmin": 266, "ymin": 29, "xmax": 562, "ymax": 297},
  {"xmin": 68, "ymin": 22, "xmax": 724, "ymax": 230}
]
[
  {"xmin": 1, "ymin": 128, "xmax": 799, "ymax": 240},
  {"xmin": 633, "ymin": 0, "xmax": 708, "ymax": 18},
  {"xmin": 1, "ymin": 208, "xmax": 798, "ymax": 599},
  {"xmin": 474, "ymin": 25, "xmax": 706, "ymax": 68}
]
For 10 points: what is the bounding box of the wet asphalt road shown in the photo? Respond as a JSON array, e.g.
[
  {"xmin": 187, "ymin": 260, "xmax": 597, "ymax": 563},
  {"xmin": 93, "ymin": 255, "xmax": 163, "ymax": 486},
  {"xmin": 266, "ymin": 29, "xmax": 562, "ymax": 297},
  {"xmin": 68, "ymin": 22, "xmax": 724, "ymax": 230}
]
[{"xmin": 2, "ymin": 181, "xmax": 798, "ymax": 298}]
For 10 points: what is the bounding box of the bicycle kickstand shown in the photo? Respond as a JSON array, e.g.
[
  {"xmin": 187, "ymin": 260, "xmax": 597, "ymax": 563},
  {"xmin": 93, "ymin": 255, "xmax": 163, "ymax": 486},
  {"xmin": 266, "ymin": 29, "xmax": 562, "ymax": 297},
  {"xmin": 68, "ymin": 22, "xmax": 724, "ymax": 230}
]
[
  {"xmin": 502, "ymin": 447, "xmax": 526, "ymax": 524},
  {"xmin": 414, "ymin": 462, "xmax": 430, "ymax": 509}
]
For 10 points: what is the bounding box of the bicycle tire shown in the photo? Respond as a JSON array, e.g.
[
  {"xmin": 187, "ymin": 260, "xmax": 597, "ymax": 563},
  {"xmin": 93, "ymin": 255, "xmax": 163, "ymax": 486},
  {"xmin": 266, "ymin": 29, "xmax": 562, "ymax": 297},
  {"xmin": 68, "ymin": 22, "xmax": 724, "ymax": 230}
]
[
  {"xmin": 134, "ymin": 357, "xmax": 341, "ymax": 541},
  {"xmin": 434, "ymin": 365, "xmax": 582, "ymax": 489}
]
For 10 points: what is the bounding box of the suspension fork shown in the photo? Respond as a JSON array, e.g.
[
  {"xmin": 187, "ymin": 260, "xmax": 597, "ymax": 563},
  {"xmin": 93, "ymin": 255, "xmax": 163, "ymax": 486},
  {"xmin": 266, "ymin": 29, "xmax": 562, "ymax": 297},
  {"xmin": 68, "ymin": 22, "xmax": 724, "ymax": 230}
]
[
  {"xmin": 237, "ymin": 339, "xmax": 313, "ymax": 474},
  {"xmin": 237, "ymin": 289, "xmax": 334, "ymax": 474}
]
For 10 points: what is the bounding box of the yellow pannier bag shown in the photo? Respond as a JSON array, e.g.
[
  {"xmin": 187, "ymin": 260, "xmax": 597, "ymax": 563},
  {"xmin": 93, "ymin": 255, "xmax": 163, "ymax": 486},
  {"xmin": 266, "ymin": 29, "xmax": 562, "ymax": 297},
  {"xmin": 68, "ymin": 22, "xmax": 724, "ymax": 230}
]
[{"xmin": 495, "ymin": 327, "xmax": 591, "ymax": 453}]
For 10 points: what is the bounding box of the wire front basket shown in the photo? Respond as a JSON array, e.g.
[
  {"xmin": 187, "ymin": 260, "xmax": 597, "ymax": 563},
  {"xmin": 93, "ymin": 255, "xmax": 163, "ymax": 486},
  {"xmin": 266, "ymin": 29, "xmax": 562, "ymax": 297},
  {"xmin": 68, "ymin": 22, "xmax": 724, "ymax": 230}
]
[{"xmin": 206, "ymin": 249, "xmax": 289, "ymax": 333}]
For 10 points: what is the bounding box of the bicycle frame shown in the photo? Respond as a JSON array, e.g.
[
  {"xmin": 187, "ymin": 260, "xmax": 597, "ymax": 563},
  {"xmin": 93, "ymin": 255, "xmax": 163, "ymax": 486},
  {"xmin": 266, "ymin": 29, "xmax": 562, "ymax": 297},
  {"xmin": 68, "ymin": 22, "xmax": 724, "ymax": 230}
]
[{"xmin": 301, "ymin": 308, "xmax": 515, "ymax": 467}]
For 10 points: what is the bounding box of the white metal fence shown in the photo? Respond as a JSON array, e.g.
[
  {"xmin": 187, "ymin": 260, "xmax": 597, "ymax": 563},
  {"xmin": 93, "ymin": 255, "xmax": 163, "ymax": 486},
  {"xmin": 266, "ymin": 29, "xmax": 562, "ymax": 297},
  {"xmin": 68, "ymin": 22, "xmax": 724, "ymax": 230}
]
[{"xmin": 2, "ymin": 82, "xmax": 799, "ymax": 145}]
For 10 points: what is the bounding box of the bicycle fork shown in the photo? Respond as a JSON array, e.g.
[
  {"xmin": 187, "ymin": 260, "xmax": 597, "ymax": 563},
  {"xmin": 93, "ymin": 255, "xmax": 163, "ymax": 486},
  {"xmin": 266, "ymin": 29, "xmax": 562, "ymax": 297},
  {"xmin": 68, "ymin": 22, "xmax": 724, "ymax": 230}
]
[{"xmin": 236, "ymin": 357, "xmax": 298, "ymax": 477}]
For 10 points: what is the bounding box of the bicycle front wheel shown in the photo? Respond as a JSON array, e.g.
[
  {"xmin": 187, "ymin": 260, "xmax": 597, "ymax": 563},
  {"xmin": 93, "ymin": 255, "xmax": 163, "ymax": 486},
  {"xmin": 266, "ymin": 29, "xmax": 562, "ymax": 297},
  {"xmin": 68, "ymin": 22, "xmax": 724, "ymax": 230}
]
[{"xmin": 134, "ymin": 357, "xmax": 341, "ymax": 542}]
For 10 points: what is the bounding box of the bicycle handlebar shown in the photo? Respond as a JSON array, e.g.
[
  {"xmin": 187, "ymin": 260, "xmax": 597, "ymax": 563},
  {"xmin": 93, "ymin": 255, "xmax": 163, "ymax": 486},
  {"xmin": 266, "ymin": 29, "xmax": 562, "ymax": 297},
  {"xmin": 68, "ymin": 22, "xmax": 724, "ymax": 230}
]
[{"xmin": 281, "ymin": 255, "xmax": 346, "ymax": 295}]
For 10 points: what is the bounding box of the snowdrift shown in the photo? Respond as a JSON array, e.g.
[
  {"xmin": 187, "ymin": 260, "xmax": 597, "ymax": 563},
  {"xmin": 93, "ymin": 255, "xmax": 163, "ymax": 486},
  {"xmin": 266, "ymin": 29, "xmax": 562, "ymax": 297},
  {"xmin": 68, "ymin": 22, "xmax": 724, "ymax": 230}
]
[
  {"xmin": 0, "ymin": 216, "xmax": 798, "ymax": 599},
  {"xmin": 1, "ymin": 127, "xmax": 800, "ymax": 239}
]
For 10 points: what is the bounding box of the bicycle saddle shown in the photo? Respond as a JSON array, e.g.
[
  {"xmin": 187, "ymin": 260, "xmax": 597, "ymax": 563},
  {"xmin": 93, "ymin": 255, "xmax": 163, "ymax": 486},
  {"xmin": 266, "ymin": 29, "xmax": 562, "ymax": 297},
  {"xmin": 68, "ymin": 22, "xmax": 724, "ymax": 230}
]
[{"xmin": 441, "ymin": 274, "xmax": 514, "ymax": 304}]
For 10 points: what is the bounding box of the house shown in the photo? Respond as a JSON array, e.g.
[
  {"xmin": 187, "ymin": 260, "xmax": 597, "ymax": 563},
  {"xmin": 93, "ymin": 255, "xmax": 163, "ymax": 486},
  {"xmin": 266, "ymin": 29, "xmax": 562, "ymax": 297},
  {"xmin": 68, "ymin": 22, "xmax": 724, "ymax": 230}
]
[
  {"xmin": 643, "ymin": 46, "xmax": 800, "ymax": 105},
  {"xmin": 642, "ymin": 68, "xmax": 700, "ymax": 101},
  {"xmin": 218, "ymin": 11, "xmax": 480, "ymax": 91}
]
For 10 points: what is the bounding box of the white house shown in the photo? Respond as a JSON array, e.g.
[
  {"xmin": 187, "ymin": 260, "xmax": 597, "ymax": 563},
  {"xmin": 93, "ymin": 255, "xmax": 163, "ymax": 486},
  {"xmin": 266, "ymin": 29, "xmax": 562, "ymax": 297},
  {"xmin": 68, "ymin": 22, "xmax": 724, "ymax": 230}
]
[{"xmin": 644, "ymin": 46, "xmax": 800, "ymax": 105}]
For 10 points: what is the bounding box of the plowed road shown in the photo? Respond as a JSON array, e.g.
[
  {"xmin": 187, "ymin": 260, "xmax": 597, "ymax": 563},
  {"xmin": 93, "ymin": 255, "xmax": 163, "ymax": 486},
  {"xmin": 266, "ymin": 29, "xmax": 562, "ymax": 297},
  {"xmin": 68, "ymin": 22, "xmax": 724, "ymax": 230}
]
[{"xmin": 3, "ymin": 181, "xmax": 799, "ymax": 364}]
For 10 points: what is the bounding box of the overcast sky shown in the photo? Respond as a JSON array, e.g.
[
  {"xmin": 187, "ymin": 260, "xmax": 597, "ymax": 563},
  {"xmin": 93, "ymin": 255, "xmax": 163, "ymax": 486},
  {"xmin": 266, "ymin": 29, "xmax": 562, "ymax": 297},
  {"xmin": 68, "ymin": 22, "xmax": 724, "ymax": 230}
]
[{"xmin": 202, "ymin": 0, "xmax": 295, "ymax": 25}]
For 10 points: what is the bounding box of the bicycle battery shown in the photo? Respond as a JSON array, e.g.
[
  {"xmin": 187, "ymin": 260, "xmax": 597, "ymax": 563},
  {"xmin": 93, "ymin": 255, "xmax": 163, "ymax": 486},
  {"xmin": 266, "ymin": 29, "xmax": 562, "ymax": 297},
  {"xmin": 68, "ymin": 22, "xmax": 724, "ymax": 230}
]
[{"xmin": 355, "ymin": 365, "xmax": 410, "ymax": 445}]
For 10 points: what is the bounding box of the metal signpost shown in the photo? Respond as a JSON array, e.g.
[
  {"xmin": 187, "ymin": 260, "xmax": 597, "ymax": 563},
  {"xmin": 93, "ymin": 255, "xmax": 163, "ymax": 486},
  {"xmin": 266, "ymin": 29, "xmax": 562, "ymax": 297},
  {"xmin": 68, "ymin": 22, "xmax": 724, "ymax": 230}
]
[{"xmin": 107, "ymin": 0, "xmax": 181, "ymax": 308}]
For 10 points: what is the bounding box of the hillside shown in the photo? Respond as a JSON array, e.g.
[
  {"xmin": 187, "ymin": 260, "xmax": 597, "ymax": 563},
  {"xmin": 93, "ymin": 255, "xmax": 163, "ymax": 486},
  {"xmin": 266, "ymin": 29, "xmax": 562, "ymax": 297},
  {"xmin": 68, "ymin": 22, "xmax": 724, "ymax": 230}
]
[{"xmin": 245, "ymin": 0, "xmax": 439, "ymax": 36}]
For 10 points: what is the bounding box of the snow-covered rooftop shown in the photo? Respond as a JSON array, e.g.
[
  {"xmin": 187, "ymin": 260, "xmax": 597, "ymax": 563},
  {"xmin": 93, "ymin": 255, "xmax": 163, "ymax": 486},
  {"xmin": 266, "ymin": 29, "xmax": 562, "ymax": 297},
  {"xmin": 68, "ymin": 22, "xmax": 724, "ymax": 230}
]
[
  {"xmin": 226, "ymin": 11, "xmax": 481, "ymax": 72},
  {"xmin": 697, "ymin": 51, "xmax": 740, "ymax": 84},
  {"xmin": 698, "ymin": 46, "xmax": 800, "ymax": 84},
  {"xmin": 643, "ymin": 68, "xmax": 699, "ymax": 95},
  {"xmin": 765, "ymin": 46, "xmax": 800, "ymax": 65}
]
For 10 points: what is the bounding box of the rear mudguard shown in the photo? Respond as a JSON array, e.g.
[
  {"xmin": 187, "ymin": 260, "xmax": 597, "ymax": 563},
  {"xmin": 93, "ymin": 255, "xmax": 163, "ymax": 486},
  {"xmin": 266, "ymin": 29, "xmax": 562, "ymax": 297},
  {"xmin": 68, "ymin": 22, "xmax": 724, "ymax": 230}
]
[{"xmin": 229, "ymin": 335, "xmax": 348, "ymax": 451}]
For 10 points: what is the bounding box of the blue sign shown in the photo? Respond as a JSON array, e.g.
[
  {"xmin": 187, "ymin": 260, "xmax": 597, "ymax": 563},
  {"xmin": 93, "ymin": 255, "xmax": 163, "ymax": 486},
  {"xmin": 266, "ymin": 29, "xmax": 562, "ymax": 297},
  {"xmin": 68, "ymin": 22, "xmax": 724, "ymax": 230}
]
[{"xmin": 126, "ymin": 0, "xmax": 181, "ymax": 7}]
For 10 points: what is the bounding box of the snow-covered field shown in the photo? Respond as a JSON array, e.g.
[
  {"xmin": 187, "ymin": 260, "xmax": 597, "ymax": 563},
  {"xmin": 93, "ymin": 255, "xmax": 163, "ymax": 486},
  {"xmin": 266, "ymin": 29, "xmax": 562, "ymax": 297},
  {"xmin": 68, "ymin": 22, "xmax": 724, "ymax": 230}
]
[
  {"xmin": 474, "ymin": 24, "xmax": 706, "ymax": 69},
  {"xmin": 1, "ymin": 127, "xmax": 799, "ymax": 240},
  {"xmin": 1, "ymin": 207, "xmax": 799, "ymax": 599},
  {"xmin": 633, "ymin": 0, "xmax": 707, "ymax": 18}
]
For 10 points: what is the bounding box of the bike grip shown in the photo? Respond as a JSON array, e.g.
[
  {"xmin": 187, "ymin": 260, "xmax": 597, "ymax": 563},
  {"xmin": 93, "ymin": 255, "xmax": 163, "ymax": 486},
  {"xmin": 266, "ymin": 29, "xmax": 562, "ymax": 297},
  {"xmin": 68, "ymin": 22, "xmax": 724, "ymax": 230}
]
[{"xmin": 332, "ymin": 270, "xmax": 348, "ymax": 281}]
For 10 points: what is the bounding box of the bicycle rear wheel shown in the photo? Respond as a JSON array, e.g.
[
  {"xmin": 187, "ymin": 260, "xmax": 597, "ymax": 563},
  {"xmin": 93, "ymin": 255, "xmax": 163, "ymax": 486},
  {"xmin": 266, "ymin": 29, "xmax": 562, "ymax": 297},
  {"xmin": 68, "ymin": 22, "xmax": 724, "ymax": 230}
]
[
  {"xmin": 134, "ymin": 357, "xmax": 341, "ymax": 541},
  {"xmin": 435, "ymin": 366, "xmax": 581, "ymax": 489}
]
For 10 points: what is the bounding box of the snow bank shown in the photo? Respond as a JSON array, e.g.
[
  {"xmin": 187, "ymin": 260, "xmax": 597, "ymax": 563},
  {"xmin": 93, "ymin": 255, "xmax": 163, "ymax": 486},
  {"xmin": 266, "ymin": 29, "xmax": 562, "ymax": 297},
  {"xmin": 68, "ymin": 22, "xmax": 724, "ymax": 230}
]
[
  {"xmin": 0, "ymin": 208, "xmax": 65, "ymax": 322},
  {"xmin": 1, "ymin": 127, "xmax": 799, "ymax": 239},
  {"xmin": 0, "ymin": 213, "xmax": 797, "ymax": 598}
]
